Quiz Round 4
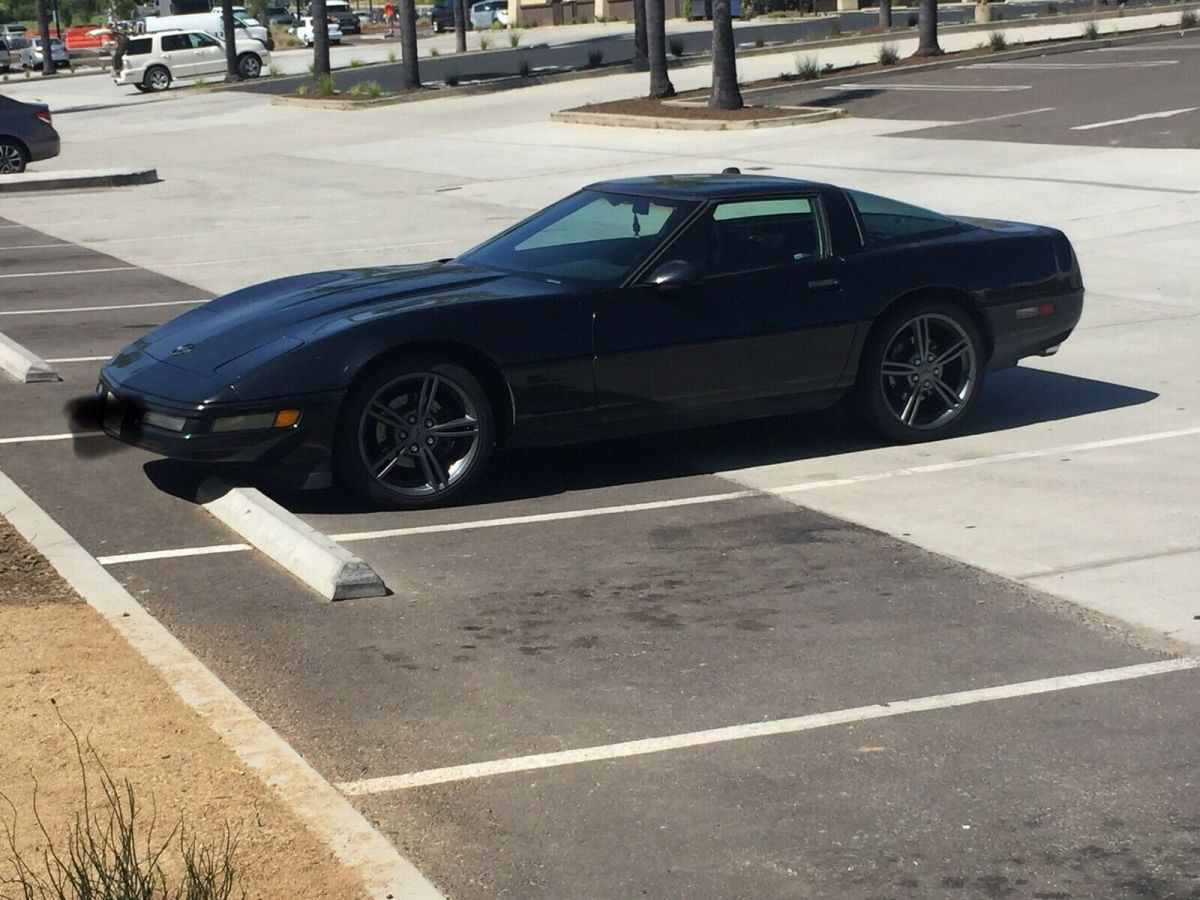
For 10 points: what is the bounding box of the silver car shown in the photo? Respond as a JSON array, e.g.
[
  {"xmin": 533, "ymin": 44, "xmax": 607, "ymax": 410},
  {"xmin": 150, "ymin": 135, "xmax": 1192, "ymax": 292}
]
[
  {"xmin": 469, "ymin": 0, "xmax": 508, "ymax": 29},
  {"xmin": 0, "ymin": 39, "xmax": 11, "ymax": 72},
  {"xmin": 20, "ymin": 36, "xmax": 71, "ymax": 70}
]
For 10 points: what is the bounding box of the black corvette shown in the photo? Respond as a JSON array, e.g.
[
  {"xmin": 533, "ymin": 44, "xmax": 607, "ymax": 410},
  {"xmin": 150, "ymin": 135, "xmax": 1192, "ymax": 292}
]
[{"xmin": 98, "ymin": 173, "xmax": 1083, "ymax": 509}]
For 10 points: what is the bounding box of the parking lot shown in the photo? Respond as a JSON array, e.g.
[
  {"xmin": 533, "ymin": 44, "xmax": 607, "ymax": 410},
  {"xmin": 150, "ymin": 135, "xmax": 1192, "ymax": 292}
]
[{"xmin": 2, "ymin": 14, "xmax": 1199, "ymax": 898}]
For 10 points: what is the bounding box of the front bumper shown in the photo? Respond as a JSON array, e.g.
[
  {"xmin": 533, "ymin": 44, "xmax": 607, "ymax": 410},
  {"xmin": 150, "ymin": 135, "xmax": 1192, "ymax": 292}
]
[{"xmin": 98, "ymin": 376, "xmax": 345, "ymax": 489}]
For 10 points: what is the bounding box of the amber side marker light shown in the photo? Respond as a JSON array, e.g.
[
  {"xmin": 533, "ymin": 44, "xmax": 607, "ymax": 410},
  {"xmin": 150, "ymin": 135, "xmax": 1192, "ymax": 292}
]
[{"xmin": 273, "ymin": 409, "xmax": 302, "ymax": 428}]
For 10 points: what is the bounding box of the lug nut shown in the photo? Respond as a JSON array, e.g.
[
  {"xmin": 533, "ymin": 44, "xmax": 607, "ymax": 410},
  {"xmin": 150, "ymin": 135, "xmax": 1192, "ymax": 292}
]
[
  {"xmin": 409, "ymin": 444, "xmax": 419, "ymax": 453},
  {"xmin": 407, "ymin": 416, "xmax": 416, "ymax": 424},
  {"xmin": 426, "ymin": 437, "xmax": 434, "ymax": 445}
]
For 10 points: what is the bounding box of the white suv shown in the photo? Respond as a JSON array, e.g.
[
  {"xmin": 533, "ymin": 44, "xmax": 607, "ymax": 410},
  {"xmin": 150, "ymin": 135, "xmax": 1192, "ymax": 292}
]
[{"xmin": 112, "ymin": 29, "xmax": 269, "ymax": 91}]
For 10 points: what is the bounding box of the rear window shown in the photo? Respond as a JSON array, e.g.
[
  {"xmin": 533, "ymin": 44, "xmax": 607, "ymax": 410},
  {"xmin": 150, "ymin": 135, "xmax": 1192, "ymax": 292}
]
[
  {"xmin": 125, "ymin": 37, "xmax": 153, "ymax": 55},
  {"xmin": 846, "ymin": 189, "xmax": 960, "ymax": 246}
]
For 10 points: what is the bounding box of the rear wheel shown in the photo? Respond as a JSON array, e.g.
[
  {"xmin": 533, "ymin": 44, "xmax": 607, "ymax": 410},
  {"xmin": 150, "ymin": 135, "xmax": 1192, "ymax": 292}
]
[
  {"xmin": 337, "ymin": 358, "xmax": 495, "ymax": 509},
  {"xmin": 236, "ymin": 52, "xmax": 261, "ymax": 78},
  {"xmin": 144, "ymin": 65, "xmax": 171, "ymax": 91},
  {"xmin": 0, "ymin": 138, "xmax": 27, "ymax": 174},
  {"xmin": 854, "ymin": 300, "xmax": 984, "ymax": 443}
]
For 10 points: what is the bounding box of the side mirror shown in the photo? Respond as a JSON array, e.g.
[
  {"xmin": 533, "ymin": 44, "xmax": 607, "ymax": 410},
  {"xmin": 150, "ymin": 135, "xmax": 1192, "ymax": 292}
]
[{"xmin": 646, "ymin": 259, "xmax": 698, "ymax": 291}]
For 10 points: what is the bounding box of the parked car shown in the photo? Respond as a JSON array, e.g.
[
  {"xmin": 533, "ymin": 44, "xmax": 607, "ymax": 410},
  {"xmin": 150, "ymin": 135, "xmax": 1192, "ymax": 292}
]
[
  {"xmin": 294, "ymin": 16, "xmax": 343, "ymax": 45},
  {"xmin": 469, "ymin": 0, "xmax": 506, "ymax": 29},
  {"xmin": 265, "ymin": 6, "xmax": 297, "ymax": 25},
  {"xmin": 0, "ymin": 39, "xmax": 10, "ymax": 72},
  {"xmin": 0, "ymin": 95, "xmax": 60, "ymax": 174},
  {"xmin": 112, "ymin": 29, "xmax": 268, "ymax": 91},
  {"xmin": 1, "ymin": 22, "xmax": 28, "ymax": 48},
  {"xmin": 97, "ymin": 173, "xmax": 1084, "ymax": 509},
  {"xmin": 429, "ymin": 0, "xmax": 461, "ymax": 32},
  {"xmin": 20, "ymin": 37, "xmax": 71, "ymax": 70},
  {"xmin": 311, "ymin": 0, "xmax": 359, "ymax": 33}
]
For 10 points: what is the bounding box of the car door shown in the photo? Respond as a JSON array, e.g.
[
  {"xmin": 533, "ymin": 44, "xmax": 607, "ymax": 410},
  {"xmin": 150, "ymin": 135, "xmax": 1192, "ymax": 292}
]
[
  {"xmin": 188, "ymin": 31, "xmax": 225, "ymax": 75},
  {"xmin": 593, "ymin": 195, "xmax": 858, "ymax": 423},
  {"xmin": 158, "ymin": 32, "xmax": 197, "ymax": 76}
]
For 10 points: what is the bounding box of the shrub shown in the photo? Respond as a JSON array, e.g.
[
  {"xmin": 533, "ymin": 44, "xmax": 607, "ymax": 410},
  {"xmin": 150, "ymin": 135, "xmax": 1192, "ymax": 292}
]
[
  {"xmin": 1082, "ymin": 20, "xmax": 1099, "ymax": 39},
  {"xmin": 778, "ymin": 70, "xmax": 797, "ymax": 80},
  {"xmin": 388, "ymin": 49, "xmax": 397, "ymax": 62},
  {"xmin": 988, "ymin": 30, "xmax": 1006, "ymax": 50},
  {"xmin": 297, "ymin": 83, "xmax": 310, "ymax": 95},
  {"xmin": 429, "ymin": 46, "xmax": 439, "ymax": 55},
  {"xmin": 267, "ymin": 64, "xmax": 280, "ymax": 76},
  {"xmin": 518, "ymin": 58, "xmax": 531, "ymax": 76},
  {"xmin": 1045, "ymin": 1, "xmax": 1058, "ymax": 12},
  {"xmin": 509, "ymin": 31, "xmax": 521, "ymax": 46},
  {"xmin": 1181, "ymin": 9, "xmax": 1197, "ymax": 27},
  {"xmin": 348, "ymin": 57, "xmax": 364, "ymax": 67},
  {"xmin": 479, "ymin": 34, "xmax": 491, "ymax": 49},
  {"xmin": 350, "ymin": 79, "xmax": 384, "ymax": 97},
  {"xmin": 490, "ymin": 18, "xmax": 504, "ymax": 28},
  {"xmin": 682, "ymin": 0, "xmax": 692, "ymax": 18},
  {"xmin": 668, "ymin": 37, "xmax": 684, "ymax": 57},
  {"xmin": 314, "ymin": 72, "xmax": 336, "ymax": 94},
  {"xmin": 587, "ymin": 49, "xmax": 603, "ymax": 66},
  {"xmin": 828, "ymin": 19, "xmax": 841, "ymax": 36},
  {"xmin": 444, "ymin": 69, "xmax": 460, "ymax": 85},
  {"xmin": 754, "ymin": 37, "xmax": 764, "ymax": 47},
  {"xmin": 877, "ymin": 42, "xmax": 898, "ymax": 64},
  {"xmin": 906, "ymin": 11, "xmax": 917, "ymax": 26},
  {"xmin": 795, "ymin": 54, "xmax": 821, "ymax": 79}
]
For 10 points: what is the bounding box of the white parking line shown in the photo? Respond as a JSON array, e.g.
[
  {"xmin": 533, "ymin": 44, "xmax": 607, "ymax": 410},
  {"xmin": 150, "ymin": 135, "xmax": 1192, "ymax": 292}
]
[
  {"xmin": 0, "ymin": 431, "xmax": 104, "ymax": 445},
  {"xmin": 0, "ymin": 299, "xmax": 203, "ymax": 316},
  {"xmin": 825, "ymin": 83, "xmax": 1033, "ymax": 92},
  {"xmin": 954, "ymin": 106, "xmax": 1056, "ymax": 125},
  {"xmin": 1083, "ymin": 43, "xmax": 1200, "ymax": 51},
  {"xmin": 92, "ymin": 425, "xmax": 1200, "ymax": 565},
  {"xmin": 45, "ymin": 355, "xmax": 111, "ymax": 364},
  {"xmin": 1071, "ymin": 107, "xmax": 1199, "ymax": 131},
  {"xmin": 966, "ymin": 60, "xmax": 1179, "ymax": 69},
  {"xmin": 336, "ymin": 656, "xmax": 1200, "ymax": 795},
  {"xmin": 98, "ymin": 543, "xmax": 253, "ymax": 566}
]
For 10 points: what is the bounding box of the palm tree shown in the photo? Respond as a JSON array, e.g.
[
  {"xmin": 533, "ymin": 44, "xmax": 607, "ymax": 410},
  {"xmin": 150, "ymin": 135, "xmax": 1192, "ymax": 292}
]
[
  {"xmin": 311, "ymin": 0, "xmax": 332, "ymax": 79},
  {"xmin": 219, "ymin": 0, "xmax": 240, "ymax": 80},
  {"xmin": 709, "ymin": 0, "xmax": 741, "ymax": 109},
  {"xmin": 36, "ymin": 0, "xmax": 55, "ymax": 77},
  {"xmin": 914, "ymin": 0, "xmax": 942, "ymax": 55},
  {"xmin": 878, "ymin": 0, "xmax": 892, "ymax": 28},
  {"xmin": 633, "ymin": 0, "xmax": 648, "ymax": 70},
  {"xmin": 454, "ymin": 0, "xmax": 467, "ymax": 52},
  {"xmin": 645, "ymin": 0, "xmax": 673, "ymax": 98},
  {"xmin": 397, "ymin": 0, "xmax": 421, "ymax": 88}
]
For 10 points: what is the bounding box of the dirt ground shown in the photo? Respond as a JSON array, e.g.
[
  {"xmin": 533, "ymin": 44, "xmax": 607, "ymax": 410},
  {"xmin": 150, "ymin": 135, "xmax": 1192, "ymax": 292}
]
[{"xmin": 0, "ymin": 517, "xmax": 369, "ymax": 899}]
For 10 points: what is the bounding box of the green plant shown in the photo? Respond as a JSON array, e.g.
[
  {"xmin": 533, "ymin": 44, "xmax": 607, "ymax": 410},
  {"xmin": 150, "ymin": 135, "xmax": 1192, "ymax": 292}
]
[
  {"xmin": 587, "ymin": 48, "xmax": 603, "ymax": 66},
  {"xmin": 987, "ymin": 30, "xmax": 1006, "ymax": 50},
  {"xmin": 795, "ymin": 54, "xmax": 820, "ymax": 79},
  {"xmin": 0, "ymin": 707, "xmax": 241, "ymax": 900},
  {"xmin": 267, "ymin": 64, "xmax": 280, "ymax": 76},
  {"xmin": 518, "ymin": 58, "xmax": 531, "ymax": 76},
  {"xmin": 350, "ymin": 79, "xmax": 384, "ymax": 97},
  {"xmin": 827, "ymin": 18, "xmax": 841, "ymax": 36},
  {"xmin": 429, "ymin": 46, "xmax": 438, "ymax": 56},
  {"xmin": 877, "ymin": 43, "xmax": 898, "ymax": 64},
  {"xmin": 444, "ymin": 69, "xmax": 460, "ymax": 85},
  {"xmin": 509, "ymin": 30, "xmax": 521, "ymax": 46},
  {"xmin": 388, "ymin": 49, "xmax": 398, "ymax": 62},
  {"xmin": 490, "ymin": 18, "xmax": 504, "ymax": 28},
  {"xmin": 297, "ymin": 83, "xmax": 310, "ymax": 95},
  {"xmin": 307, "ymin": 62, "xmax": 314, "ymax": 75},
  {"xmin": 668, "ymin": 37, "xmax": 684, "ymax": 57},
  {"xmin": 348, "ymin": 57, "xmax": 364, "ymax": 67},
  {"xmin": 778, "ymin": 70, "xmax": 797, "ymax": 81},
  {"xmin": 682, "ymin": 0, "xmax": 691, "ymax": 18},
  {"xmin": 314, "ymin": 72, "xmax": 336, "ymax": 95},
  {"xmin": 1082, "ymin": 19, "xmax": 1099, "ymax": 39},
  {"xmin": 754, "ymin": 37, "xmax": 764, "ymax": 47},
  {"xmin": 1181, "ymin": 9, "xmax": 1197, "ymax": 27},
  {"xmin": 1045, "ymin": 1, "xmax": 1058, "ymax": 12},
  {"xmin": 479, "ymin": 34, "xmax": 491, "ymax": 49}
]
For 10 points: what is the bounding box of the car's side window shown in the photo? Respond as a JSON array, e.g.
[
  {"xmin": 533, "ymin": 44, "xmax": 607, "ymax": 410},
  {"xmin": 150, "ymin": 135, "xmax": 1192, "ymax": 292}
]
[
  {"xmin": 125, "ymin": 37, "xmax": 153, "ymax": 55},
  {"xmin": 845, "ymin": 189, "xmax": 959, "ymax": 246},
  {"xmin": 161, "ymin": 33, "xmax": 190, "ymax": 52},
  {"xmin": 190, "ymin": 33, "xmax": 220, "ymax": 48},
  {"xmin": 667, "ymin": 197, "xmax": 826, "ymax": 278},
  {"xmin": 515, "ymin": 196, "xmax": 676, "ymax": 251}
]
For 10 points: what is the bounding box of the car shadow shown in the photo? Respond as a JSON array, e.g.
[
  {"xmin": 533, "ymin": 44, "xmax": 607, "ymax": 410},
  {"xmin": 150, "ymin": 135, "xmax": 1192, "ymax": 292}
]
[{"xmin": 259, "ymin": 367, "xmax": 1156, "ymax": 515}]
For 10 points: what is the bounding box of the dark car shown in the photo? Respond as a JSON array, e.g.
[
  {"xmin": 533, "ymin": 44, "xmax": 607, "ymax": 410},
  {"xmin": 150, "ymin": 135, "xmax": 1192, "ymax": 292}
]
[
  {"xmin": 266, "ymin": 6, "xmax": 297, "ymax": 25},
  {"xmin": 97, "ymin": 173, "xmax": 1083, "ymax": 509},
  {"xmin": 315, "ymin": 1, "xmax": 360, "ymax": 33},
  {"xmin": 0, "ymin": 95, "xmax": 61, "ymax": 174},
  {"xmin": 429, "ymin": 0, "xmax": 461, "ymax": 32}
]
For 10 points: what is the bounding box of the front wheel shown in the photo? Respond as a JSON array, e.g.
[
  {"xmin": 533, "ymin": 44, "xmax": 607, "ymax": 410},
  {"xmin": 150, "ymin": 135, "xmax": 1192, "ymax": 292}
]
[
  {"xmin": 336, "ymin": 359, "xmax": 495, "ymax": 509},
  {"xmin": 854, "ymin": 301, "xmax": 984, "ymax": 443},
  {"xmin": 236, "ymin": 52, "xmax": 261, "ymax": 78}
]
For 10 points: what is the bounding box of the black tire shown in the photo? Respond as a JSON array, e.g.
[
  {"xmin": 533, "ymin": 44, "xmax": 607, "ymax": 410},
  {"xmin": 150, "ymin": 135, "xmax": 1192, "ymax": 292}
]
[
  {"xmin": 336, "ymin": 357, "xmax": 495, "ymax": 509},
  {"xmin": 0, "ymin": 137, "xmax": 28, "ymax": 174},
  {"xmin": 133, "ymin": 83, "xmax": 150, "ymax": 92},
  {"xmin": 853, "ymin": 299, "xmax": 985, "ymax": 443},
  {"xmin": 144, "ymin": 64, "xmax": 171, "ymax": 91},
  {"xmin": 236, "ymin": 52, "xmax": 262, "ymax": 78}
]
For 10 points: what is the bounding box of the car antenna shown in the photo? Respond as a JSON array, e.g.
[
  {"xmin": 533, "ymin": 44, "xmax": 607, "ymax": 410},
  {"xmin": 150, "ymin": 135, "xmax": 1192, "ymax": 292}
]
[{"xmin": 721, "ymin": 167, "xmax": 741, "ymax": 175}]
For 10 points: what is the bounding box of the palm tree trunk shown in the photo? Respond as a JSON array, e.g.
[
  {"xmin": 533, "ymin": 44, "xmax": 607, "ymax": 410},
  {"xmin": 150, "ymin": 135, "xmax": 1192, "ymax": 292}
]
[
  {"xmin": 878, "ymin": 0, "xmax": 892, "ymax": 28},
  {"xmin": 708, "ymin": 0, "xmax": 740, "ymax": 109},
  {"xmin": 398, "ymin": 0, "xmax": 421, "ymax": 88},
  {"xmin": 914, "ymin": 0, "xmax": 942, "ymax": 55},
  {"xmin": 37, "ymin": 0, "xmax": 55, "ymax": 76},
  {"xmin": 645, "ymin": 0, "xmax": 673, "ymax": 98},
  {"xmin": 311, "ymin": 0, "xmax": 331, "ymax": 79},
  {"xmin": 220, "ymin": 0, "xmax": 240, "ymax": 80},
  {"xmin": 454, "ymin": 0, "xmax": 467, "ymax": 52},
  {"xmin": 633, "ymin": 0, "xmax": 648, "ymax": 70}
]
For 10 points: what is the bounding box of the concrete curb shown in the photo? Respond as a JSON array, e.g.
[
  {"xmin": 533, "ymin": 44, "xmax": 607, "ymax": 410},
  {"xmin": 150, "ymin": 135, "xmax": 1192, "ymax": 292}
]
[
  {"xmin": 0, "ymin": 470, "xmax": 443, "ymax": 900},
  {"xmin": 551, "ymin": 105, "xmax": 845, "ymax": 129},
  {"xmin": 0, "ymin": 331, "xmax": 60, "ymax": 383},
  {"xmin": 199, "ymin": 477, "xmax": 387, "ymax": 601},
  {"xmin": 0, "ymin": 167, "xmax": 158, "ymax": 193}
]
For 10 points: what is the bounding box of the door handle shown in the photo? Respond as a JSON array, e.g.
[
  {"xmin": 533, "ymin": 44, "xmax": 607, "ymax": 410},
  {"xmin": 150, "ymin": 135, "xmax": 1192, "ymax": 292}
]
[{"xmin": 808, "ymin": 277, "xmax": 840, "ymax": 292}]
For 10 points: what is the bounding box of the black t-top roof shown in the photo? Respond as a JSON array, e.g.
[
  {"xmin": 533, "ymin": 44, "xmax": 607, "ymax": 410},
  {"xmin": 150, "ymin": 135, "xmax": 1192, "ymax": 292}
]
[{"xmin": 584, "ymin": 173, "xmax": 832, "ymax": 200}]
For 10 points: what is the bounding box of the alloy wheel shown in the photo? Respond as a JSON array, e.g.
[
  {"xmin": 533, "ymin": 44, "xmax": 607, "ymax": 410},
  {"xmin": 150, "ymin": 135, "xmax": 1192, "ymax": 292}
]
[
  {"xmin": 0, "ymin": 142, "xmax": 24, "ymax": 174},
  {"xmin": 878, "ymin": 313, "xmax": 977, "ymax": 431},
  {"xmin": 357, "ymin": 371, "xmax": 482, "ymax": 499}
]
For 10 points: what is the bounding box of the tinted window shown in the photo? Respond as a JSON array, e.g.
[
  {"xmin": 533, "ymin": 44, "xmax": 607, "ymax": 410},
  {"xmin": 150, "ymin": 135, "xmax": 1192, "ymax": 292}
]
[
  {"xmin": 846, "ymin": 189, "xmax": 959, "ymax": 245},
  {"xmin": 161, "ymin": 33, "xmax": 190, "ymax": 50},
  {"xmin": 125, "ymin": 37, "xmax": 153, "ymax": 54},
  {"xmin": 190, "ymin": 32, "xmax": 219, "ymax": 46},
  {"xmin": 460, "ymin": 190, "xmax": 696, "ymax": 284},
  {"xmin": 669, "ymin": 197, "xmax": 825, "ymax": 277}
]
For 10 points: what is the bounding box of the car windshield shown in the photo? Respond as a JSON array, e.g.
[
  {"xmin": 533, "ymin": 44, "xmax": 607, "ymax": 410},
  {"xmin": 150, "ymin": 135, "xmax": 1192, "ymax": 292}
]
[{"xmin": 458, "ymin": 190, "xmax": 697, "ymax": 285}]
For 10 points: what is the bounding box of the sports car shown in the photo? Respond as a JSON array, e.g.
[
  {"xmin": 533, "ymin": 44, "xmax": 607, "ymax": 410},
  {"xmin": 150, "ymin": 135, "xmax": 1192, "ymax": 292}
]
[{"xmin": 97, "ymin": 172, "xmax": 1083, "ymax": 509}]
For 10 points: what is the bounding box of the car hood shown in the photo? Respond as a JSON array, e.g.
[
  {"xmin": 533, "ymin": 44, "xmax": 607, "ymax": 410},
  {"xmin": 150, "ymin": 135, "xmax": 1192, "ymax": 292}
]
[{"xmin": 132, "ymin": 261, "xmax": 508, "ymax": 375}]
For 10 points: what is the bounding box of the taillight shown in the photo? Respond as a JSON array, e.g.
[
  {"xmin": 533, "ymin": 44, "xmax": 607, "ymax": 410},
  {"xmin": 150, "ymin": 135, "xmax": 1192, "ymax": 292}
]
[{"xmin": 35, "ymin": 109, "xmax": 52, "ymax": 125}]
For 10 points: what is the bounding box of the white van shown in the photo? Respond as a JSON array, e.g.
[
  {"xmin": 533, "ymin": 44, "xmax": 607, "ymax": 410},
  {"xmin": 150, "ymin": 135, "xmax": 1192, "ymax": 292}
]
[{"xmin": 142, "ymin": 11, "xmax": 271, "ymax": 48}]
